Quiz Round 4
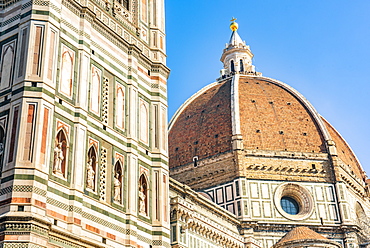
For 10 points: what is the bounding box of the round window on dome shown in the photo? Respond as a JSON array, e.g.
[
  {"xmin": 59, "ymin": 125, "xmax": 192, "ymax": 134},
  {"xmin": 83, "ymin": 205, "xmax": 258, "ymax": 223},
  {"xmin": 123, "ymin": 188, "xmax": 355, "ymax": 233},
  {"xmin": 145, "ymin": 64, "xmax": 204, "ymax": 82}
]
[
  {"xmin": 274, "ymin": 183, "xmax": 314, "ymax": 221},
  {"xmin": 281, "ymin": 196, "xmax": 299, "ymax": 215}
]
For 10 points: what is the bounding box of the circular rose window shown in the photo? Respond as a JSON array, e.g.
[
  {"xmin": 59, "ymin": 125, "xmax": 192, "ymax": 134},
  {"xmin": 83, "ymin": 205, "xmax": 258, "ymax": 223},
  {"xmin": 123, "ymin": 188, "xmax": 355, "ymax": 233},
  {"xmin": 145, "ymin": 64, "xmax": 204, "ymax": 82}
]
[{"xmin": 274, "ymin": 183, "xmax": 314, "ymax": 220}]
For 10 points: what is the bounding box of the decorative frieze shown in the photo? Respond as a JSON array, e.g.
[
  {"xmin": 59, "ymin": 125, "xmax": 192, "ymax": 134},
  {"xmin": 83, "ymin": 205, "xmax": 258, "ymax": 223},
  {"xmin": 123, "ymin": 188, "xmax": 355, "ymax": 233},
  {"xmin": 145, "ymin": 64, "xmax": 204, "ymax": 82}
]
[
  {"xmin": 101, "ymin": 78, "xmax": 109, "ymax": 125},
  {"xmin": 99, "ymin": 147, "xmax": 107, "ymax": 201}
]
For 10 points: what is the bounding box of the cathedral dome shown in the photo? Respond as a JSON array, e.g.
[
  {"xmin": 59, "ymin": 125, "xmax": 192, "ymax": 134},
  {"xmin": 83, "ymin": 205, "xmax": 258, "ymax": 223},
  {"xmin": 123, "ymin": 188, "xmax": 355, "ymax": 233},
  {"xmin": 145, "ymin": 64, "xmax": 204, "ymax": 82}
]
[
  {"xmin": 168, "ymin": 21, "xmax": 367, "ymax": 192},
  {"xmin": 169, "ymin": 75, "xmax": 363, "ymax": 179}
]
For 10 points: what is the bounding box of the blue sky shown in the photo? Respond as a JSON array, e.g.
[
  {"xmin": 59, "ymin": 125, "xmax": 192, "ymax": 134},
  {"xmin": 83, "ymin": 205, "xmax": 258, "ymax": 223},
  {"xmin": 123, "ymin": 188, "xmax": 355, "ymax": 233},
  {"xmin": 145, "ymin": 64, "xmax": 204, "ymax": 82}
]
[{"xmin": 165, "ymin": 1, "xmax": 370, "ymax": 174}]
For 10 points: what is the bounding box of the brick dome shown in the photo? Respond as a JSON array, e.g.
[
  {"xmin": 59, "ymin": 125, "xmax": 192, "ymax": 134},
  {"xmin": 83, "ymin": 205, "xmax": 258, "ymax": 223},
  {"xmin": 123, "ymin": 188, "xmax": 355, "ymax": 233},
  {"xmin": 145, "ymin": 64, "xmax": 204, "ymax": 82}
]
[{"xmin": 169, "ymin": 74, "xmax": 366, "ymax": 183}]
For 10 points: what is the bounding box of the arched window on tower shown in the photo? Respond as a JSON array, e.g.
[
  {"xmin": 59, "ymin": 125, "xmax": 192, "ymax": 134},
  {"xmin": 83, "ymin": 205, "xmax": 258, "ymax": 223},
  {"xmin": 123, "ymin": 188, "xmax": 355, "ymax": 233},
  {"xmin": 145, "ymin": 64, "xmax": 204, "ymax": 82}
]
[
  {"xmin": 60, "ymin": 48, "xmax": 74, "ymax": 97},
  {"xmin": 53, "ymin": 129, "xmax": 68, "ymax": 177},
  {"xmin": 0, "ymin": 42, "xmax": 15, "ymax": 90},
  {"xmin": 139, "ymin": 101, "xmax": 149, "ymax": 144},
  {"xmin": 139, "ymin": 174, "xmax": 148, "ymax": 215},
  {"xmin": 116, "ymin": 87, "xmax": 125, "ymax": 130},
  {"xmin": 240, "ymin": 59, "xmax": 244, "ymax": 72},
  {"xmin": 0, "ymin": 126, "xmax": 5, "ymax": 170},
  {"xmin": 113, "ymin": 161, "xmax": 123, "ymax": 204},
  {"xmin": 90, "ymin": 66, "xmax": 101, "ymax": 115},
  {"xmin": 86, "ymin": 146, "xmax": 97, "ymax": 191},
  {"xmin": 230, "ymin": 60, "xmax": 235, "ymax": 72}
]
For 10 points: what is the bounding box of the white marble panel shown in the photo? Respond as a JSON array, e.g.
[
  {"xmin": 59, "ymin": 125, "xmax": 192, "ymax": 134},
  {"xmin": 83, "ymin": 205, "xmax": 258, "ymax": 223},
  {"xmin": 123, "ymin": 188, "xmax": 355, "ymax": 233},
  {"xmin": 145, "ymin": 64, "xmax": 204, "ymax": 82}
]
[
  {"xmin": 315, "ymin": 186, "xmax": 324, "ymax": 201},
  {"xmin": 318, "ymin": 204, "xmax": 327, "ymax": 220},
  {"xmin": 250, "ymin": 183, "xmax": 259, "ymax": 199},
  {"xmin": 326, "ymin": 186, "xmax": 335, "ymax": 202},
  {"xmin": 328, "ymin": 204, "xmax": 338, "ymax": 221},
  {"xmin": 225, "ymin": 185, "xmax": 233, "ymax": 202},
  {"xmin": 252, "ymin": 201, "xmax": 261, "ymax": 217},
  {"xmin": 261, "ymin": 183, "xmax": 269, "ymax": 199},
  {"xmin": 216, "ymin": 188, "xmax": 224, "ymax": 204},
  {"xmin": 263, "ymin": 201, "xmax": 272, "ymax": 217}
]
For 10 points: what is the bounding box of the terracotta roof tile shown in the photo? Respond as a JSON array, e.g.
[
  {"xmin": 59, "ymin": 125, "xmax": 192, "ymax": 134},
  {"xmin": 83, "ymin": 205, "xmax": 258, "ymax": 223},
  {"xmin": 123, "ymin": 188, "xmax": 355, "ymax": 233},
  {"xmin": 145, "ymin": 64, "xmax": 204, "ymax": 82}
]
[
  {"xmin": 238, "ymin": 77, "xmax": 326, "ymax": 153},
  {"xmin": 275, "ymin": 226, "xmax": 328, "ymax": 245},
  {"xmin": 169, "ymin": 80, "xmax": 233, "ymax": 169}
]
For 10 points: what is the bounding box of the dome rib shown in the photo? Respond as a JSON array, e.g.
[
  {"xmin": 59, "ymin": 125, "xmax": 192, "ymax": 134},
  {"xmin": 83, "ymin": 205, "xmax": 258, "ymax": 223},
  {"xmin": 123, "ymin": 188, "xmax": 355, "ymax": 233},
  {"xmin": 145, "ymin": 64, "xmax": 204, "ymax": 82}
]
[
  {"xmin": 255, "ymin": 76, "xmax": 331, "ymax": 142},
  {"xmin": 238, "ymin": 75, "xmax": 328, "ymax": 153},
  {"xmin": 322, "ymin": 117, "xmax": 365, "ymax": 180}
]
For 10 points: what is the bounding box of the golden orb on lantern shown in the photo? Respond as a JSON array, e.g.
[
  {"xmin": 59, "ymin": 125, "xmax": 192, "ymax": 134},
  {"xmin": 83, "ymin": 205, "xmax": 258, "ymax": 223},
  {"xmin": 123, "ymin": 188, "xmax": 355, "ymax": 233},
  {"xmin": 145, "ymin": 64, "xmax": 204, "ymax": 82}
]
[{"xmin": 230, "ymin": 17, "xmax": 238, "ymax": 31}]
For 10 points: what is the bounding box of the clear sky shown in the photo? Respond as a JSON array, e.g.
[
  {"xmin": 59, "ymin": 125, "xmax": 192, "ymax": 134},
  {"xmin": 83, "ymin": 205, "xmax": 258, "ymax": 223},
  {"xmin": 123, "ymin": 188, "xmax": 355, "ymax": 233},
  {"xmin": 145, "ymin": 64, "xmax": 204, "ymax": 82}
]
[{"xmin": 165, "ymin": 0, "xmax": 370, "ymax": 175}]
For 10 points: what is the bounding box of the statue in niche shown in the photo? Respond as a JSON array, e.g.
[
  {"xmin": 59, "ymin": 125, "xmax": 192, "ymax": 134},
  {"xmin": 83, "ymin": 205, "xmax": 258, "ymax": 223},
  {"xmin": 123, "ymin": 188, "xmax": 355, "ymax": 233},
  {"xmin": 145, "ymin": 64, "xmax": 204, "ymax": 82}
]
[
  {"xmin": 0, "ymin": 142, "xmax": 3, "ymax": 155},
  {"xmin": 86, "ymin": 158, "xmax": 95, "ymax": 190},
  {"xmin": 139, "ymin": 184, "xmax": 146, "ymax": 214},
  {"xmin": 53, "ymin": 142, "xmax": 64, "ymax": 174},
  {"xmin": 113, "ymin": 173, "xmax": 121, "ymax": 202}
]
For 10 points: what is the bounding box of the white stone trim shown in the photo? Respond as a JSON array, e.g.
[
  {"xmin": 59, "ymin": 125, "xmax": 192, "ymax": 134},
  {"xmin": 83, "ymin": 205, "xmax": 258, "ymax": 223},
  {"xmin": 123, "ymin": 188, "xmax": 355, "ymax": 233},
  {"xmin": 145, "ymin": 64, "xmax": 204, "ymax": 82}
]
[{"xmin": 231, "ymin": 74, "xmax": 241, "ymax": 135}]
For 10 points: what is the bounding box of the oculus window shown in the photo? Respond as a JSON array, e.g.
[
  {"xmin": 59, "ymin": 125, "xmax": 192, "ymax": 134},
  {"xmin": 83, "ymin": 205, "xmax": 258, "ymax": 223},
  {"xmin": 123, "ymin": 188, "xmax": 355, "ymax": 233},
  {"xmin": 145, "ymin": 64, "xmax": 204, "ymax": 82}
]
[{"xmin": 281, "ymin": 196, "xmax": 299, "ymax": 215}]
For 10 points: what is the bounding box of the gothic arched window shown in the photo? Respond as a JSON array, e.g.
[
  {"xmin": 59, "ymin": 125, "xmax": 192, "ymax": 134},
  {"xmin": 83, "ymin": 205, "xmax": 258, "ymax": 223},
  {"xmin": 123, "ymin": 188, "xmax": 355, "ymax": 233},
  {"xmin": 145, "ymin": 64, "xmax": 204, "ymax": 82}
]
[
  {"xmin": 113, "ymin": 161, "xmax": 123, "ymax": 204},
  {"xmin": 60, "ymin": 48, "xmax": 74, "ymax": 97},
  {"xmin": 0, "ymin": 126, "xmax": 5, "ymax": 169},
  {"xmin": 90, "ymin": 66, "xmax": 101, "ymax": 115},
  {"xmin": 139, "ymin": 174, "xmax": 148, "ymax": 215},
  {"xmin": 240, "ymin": 59, "xmax": 244, "ymax": 72},
  {"xmin": 86, "ymin": 146, "xmax": 97, "ymax": 191},
  {"xmin": 139, "ymin": 101, "xmax": 149, "ymax": 144},
  {"xmin": 0, "ymin": 43, "xmax": 15, "ymax": 90},
  {"xmin": 54, "ymin": 129, "xmax": 68, "ymax": 177},
  {"xmin": 116, "ymin": 87, "xmax": 125, "ymax": 129},
  {"xmin": 230, "ymin": 60, "xmax": 235, "ymax": 72}
]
